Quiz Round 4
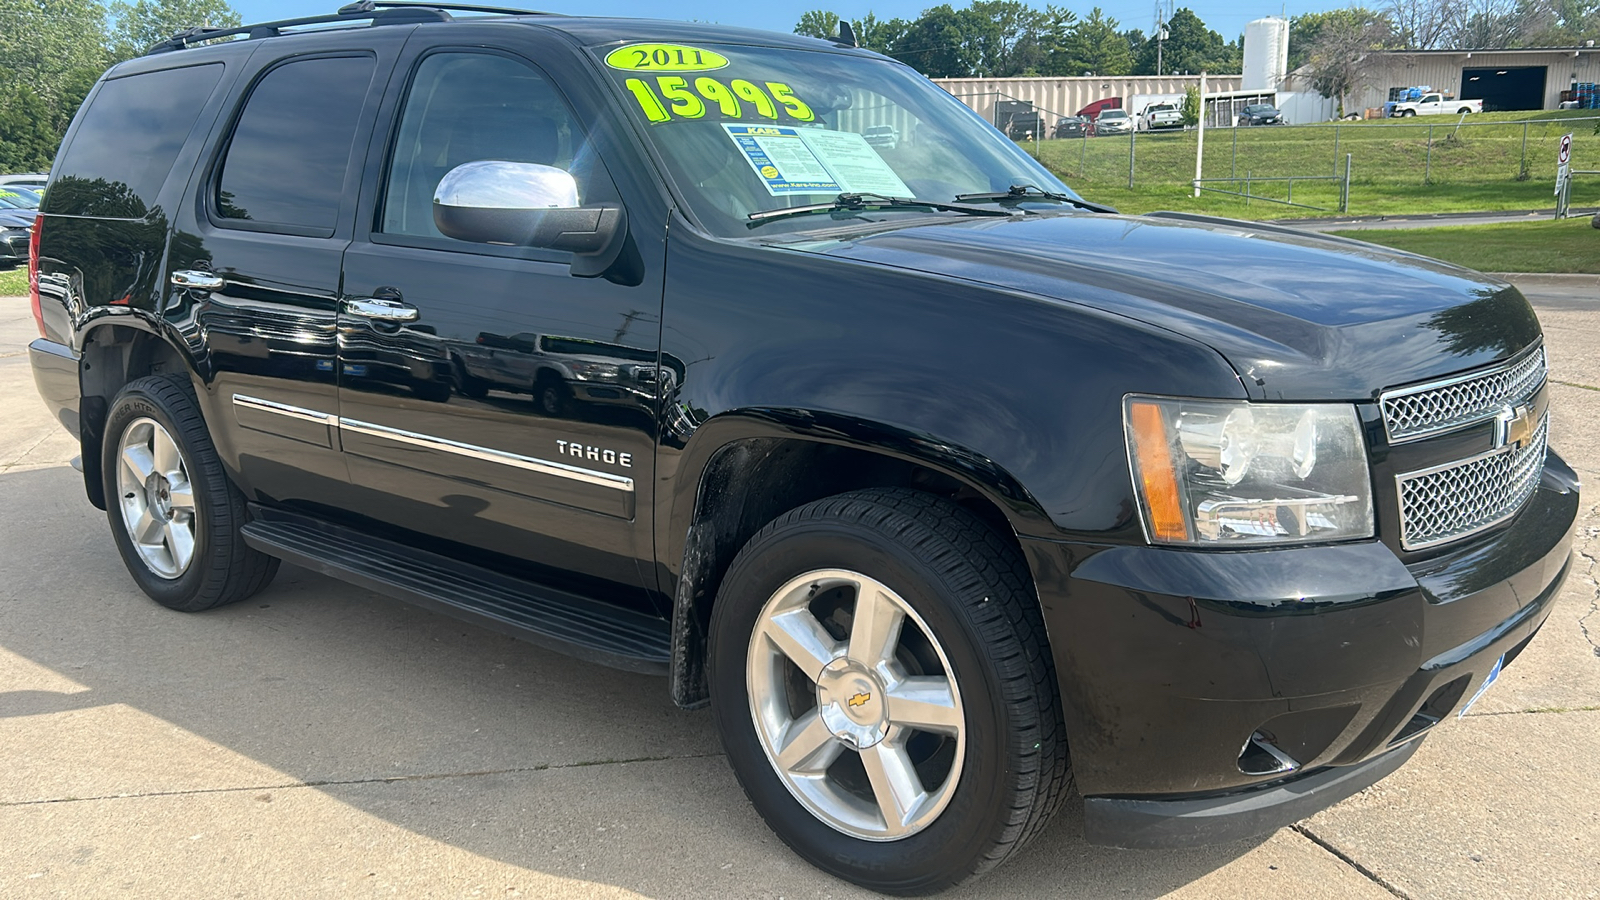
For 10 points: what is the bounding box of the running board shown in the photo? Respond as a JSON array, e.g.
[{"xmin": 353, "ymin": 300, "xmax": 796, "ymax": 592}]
[{"xmin": 240, "ymin": 508, "xmax": 670, "ymax": 674}]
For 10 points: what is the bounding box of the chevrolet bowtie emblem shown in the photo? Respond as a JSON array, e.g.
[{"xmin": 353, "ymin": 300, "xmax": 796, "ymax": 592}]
[
  {"xmin": 847, "ymin": 692, "xmax": 871, "ymax": 708},
  {"xmin": 1494, "ymin": 403, "xmax": 1536, "ymax": 451}
]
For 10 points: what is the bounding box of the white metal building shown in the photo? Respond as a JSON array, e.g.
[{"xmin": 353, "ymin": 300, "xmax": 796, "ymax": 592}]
[
  {"xmin": 932, "ymin": 74, "xmax": 1244, "ymax": 123},
  {"xmin": 1341, "ymin": 47, "xmax": 1600, "ymax": 112}
]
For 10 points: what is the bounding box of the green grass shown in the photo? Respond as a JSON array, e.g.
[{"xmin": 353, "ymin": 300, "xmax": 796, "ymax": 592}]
[
  {"xmin": 1022, "ymin": 109, "xmax": 1600, "ymax": 219},
  {"xmin": 1326, "ymin": 218, "xmax": 1600, "ymax": 273},
  {"xmin": 0, "ymin": 267, "xmax": 25, "ymax": 297}
]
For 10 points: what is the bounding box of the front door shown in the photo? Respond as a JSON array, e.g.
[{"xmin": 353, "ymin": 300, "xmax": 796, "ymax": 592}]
[{"xmin": 336, "ymin": 39, "xmax": 666, "ymax": 606}]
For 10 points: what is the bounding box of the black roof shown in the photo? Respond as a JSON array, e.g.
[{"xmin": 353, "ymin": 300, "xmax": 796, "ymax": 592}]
[{"xmin": 141, "ymin": 1, "xmax": 863, "ymax": 57}]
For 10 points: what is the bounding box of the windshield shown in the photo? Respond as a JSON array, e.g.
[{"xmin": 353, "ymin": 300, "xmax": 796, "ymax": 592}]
[
  {"xmin": 1244, "ymin": 105, "xmax": 1275, "ymax": 115},
  {"xmin": 590, "ymin": 41, "xmax": 1076, "ymax": 237},
  {"xmin": 1100, "ymin": 110, "xmax": 1127, "ymax": 119}
]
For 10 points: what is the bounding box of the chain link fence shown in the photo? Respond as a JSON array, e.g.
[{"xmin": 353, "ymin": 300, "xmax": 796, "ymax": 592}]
[{"xmin": 1021, "ymin": 114, "xmax": 1600, "ymax": 212}]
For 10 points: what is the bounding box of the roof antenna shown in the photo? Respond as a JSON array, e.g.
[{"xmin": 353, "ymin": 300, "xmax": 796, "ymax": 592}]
[{"xmin": 835, "ymin": 19, "xmax": 858, "ymax": 47}]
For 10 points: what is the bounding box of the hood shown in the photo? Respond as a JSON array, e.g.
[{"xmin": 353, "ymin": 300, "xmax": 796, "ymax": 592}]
[
  {"xmin": 0, "ymin": 209, "xmax": 35, "ymax": 228},
  {"xmin": 802, "ymin": 211, "xmax": 1539, "ymax": 400}
]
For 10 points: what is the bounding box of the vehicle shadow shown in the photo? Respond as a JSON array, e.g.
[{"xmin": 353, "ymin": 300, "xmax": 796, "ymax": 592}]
[{"xmin": 0, "ymin": 464, "xmax": 1262, "ymax": 898}]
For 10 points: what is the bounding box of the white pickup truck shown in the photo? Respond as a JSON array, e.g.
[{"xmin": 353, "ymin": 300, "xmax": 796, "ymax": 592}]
[
  {"xmin": 1390, "ymin": 94, "xmax": 1483, "ymax": 117},
  {"xmin": 1141, "ymin": 102, "xmax": 1184, "ymax": 130}
]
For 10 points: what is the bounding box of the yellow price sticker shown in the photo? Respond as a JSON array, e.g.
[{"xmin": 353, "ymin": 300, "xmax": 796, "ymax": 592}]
[
  {"xmin": 622, "ymin": 76, "xmax": 815, "ymax": 124},
  {"xmin": 606, "ymin": 43, "xmax": 730, "ymax": 72}
]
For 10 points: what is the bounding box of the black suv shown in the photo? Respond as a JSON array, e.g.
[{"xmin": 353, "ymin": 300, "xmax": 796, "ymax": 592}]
[{"xmin": 26, "ymin": 3, "xmax": 1578, "ymax": 894}]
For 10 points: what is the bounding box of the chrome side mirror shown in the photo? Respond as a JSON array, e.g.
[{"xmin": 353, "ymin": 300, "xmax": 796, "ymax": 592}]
[{"xmin": 432, "ymin": 161, "xmax": 627, "ymax": 279}]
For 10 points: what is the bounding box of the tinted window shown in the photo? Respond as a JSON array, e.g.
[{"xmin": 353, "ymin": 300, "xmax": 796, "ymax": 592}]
[
  {"xmin": 49, "ymin": 64, "xmax": 224, "ymax": 218},
  {"xmin": 380, "ymin": 53, "xmax": 596, "ymax": 239},
  {"xmin": 217, "ymin": 56, "xmax": 376, "ymax": 234}
]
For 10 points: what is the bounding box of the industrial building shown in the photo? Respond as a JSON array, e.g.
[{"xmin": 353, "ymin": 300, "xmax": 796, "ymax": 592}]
[{"xmin": 1339, "ymin": 47, "xmax": 1600, "ymax": 112}]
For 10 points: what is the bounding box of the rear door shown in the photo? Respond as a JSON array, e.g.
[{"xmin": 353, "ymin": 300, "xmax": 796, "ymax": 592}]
[
  {"xmin": 335, "ymin": 25, "xmax": 670, "ymax": 606},
  {"xmin": 167, "ymin": 29, "xmax": 409, "ymax": 508}
]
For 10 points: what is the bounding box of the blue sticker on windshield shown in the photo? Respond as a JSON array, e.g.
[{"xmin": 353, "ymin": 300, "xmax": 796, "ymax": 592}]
[{"xmin": 724, "ymin": 124, "xmax": 841, "ymax": 195}]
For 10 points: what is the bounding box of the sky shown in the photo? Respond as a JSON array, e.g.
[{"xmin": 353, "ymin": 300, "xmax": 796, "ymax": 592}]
[{"xmin": 231, "ymin": 0, "xmax": 1353, "ymax": 42}]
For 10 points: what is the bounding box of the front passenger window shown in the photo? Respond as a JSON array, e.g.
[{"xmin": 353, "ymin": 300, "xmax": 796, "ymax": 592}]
[{"xmin": 381, "ymin": 52, "xmax": 598, "ymax": 240}]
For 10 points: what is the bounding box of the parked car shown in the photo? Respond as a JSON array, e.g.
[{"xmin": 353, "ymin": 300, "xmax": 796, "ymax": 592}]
[
  {"xmin": 1237, "ymin": 103, "xmax": 1285, "ymax": 126},
  {"xmin": 1141, "ymin": 102, "xmax": 1183, "ymax": 130},
  {"xmin": 0, "ymin": 209, "xmax": 33, "ymax": 269},
  {"xmin": 0, "ymin": 186, "xmax": 43, "ymax": 208},
  {"xmin": 1004, "ymin": 113, "xmax": 1046, "ymax": 141},
  {"xmin": 27, "ymin": 4, "xmax": 1577, "ymax": 894},
  {"xmin": 1391, "ymin": 93, "xmax": 1482, "ymax": 116},
  {"xmin": 862, "ymin": 123, "xmax": 899, "ymax": 149},
  {"xmin": 1053, "ymin": 115, "xmax": 1089, "ymax": 138},
  {"xmin": 1094, "ymin": 108, "xmax": 1133, "ymax": 135},
  {"xmin": 0, "ymin": 173, "xmax": 49, "ymax": 192}
]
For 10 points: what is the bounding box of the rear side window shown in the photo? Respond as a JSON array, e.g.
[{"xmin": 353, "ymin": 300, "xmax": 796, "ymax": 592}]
[
  {"xmin": 48, "ymin": 64, "xmax": 224, "ymax": 219},
  {"xmin": 216, "ymin": 55, "xmax": 376, "ymax": 235}
]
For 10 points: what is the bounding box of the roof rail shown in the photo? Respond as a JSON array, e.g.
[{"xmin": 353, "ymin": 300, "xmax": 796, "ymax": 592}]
[{"xmin": 144, "ymin": 1, "xmax": 552, "ymax": 56}]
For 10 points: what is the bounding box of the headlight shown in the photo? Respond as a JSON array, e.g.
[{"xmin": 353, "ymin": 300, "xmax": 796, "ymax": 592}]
[
  {"xmin": 1124, "ymin": 396, "xmax": 1373, "ymax": 546},
  {"xmin": 568, "ymin": 361, "xmax": 621, "ymax": 382}
]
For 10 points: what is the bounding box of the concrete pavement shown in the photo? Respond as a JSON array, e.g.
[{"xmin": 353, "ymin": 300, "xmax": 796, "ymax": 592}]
[{"xmin": 1, "ymin": 283, "xmax": 1597, "ymax": 898}]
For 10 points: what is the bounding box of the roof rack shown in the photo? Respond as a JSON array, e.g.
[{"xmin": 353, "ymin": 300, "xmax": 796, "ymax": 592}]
[{"xmin": 144, "ymin": 1, "xmax": 552, "ymax": 56}]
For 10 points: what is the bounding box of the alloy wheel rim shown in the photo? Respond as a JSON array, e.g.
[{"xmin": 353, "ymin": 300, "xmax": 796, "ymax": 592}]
[
  {"xmin": 115, "ymin": 417, "xmax": 198, "ymax": 579},
  {"xmin": 747, "ymin": 569, "xmax": 966, "ymax": 841}
]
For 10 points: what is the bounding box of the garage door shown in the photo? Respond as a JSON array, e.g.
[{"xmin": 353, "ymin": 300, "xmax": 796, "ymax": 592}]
[{"xmin": 1460, "ymin": 66, "xmax": 1547, "ymax": 111}]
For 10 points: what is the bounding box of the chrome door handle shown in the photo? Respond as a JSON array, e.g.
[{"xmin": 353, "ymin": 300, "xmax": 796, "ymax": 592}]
[
  {"xmin": 171, "ymin": 270, "xmax": 225, "ymax": 291},
  {"xmin": 343, "ymin": 298, "xmax": 420, "ymax": 322}
]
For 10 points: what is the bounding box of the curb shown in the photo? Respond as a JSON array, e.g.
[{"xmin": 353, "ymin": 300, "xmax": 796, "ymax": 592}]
[{"xmin": 1494, "ymin": 273, "xmax": 1600, "ymax": 289}]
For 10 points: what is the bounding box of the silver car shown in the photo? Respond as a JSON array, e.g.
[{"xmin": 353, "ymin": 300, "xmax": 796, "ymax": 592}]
[{"xmin": 1095, "ymin": 108, "xmax": 1133, "ymax": 135}]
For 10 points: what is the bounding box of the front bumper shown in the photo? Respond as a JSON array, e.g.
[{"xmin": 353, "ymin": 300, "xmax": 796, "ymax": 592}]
[{"xmin": 1022, "ymin": 450, "xmax": 1579, "ymax": 848}]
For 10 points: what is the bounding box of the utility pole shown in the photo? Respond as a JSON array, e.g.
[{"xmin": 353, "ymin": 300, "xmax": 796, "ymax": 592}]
[{"xmin": 1155, "ymin": 4, "xmax": 1167, "ymax": 77}]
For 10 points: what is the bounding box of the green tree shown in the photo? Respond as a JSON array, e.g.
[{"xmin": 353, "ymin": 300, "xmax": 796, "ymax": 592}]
[
  {"xmin": 109, "ymin": 0, "xmax": 242, "ymax": 58},
  {"xmin": 1180, "ymin": 84, "xmax": 1200, "ymax": 125},
  {"xmin": 0, "ymin": 81, "xmax": 60, "ymax": 171},
  {"xmin": 891, "ymin": 5, "xmax": 987, "ymax": 77},
  {"xmin": 1132, "ymin": 8, "xmax": 1234, "ymax": 75},
  {"xmin": 1051, "ymin": 7, "xmax": 1133, "ymax": 76},
  {"xmin": 0, "ymin": 0, "xmax": 112, "ymax": 105},
  {"xmin": 793, "ymin": 9, "xmax": 840, "ymax": 39},
  {"xmin": 967, "ymin": 0, "xmax": 1047, "ymax": 76}
]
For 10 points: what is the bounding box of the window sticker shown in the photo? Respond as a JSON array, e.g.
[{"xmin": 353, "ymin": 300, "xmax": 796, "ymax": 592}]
[
  {"xmin": 724, "ymin": 124, "xmax": 840, "ymax": 195},
  {"xmin": 606, "ymin": 44, "xmax": 729, "ymax": 73},
  {"xmin": 621, "ymin": 76, "xmax": 813, "ymax": 123},
  {"xmin": 723, "ymin": 124, "xmax": 912, "ymax": 197}
]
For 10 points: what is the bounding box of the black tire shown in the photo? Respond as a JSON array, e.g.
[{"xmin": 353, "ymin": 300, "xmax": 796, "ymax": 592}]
[
  {"xmin": 534, "ymin": 377, "xmax": 570, "ymax": 417},
  {"xmin": 451, "ymin": 356, "xmax": 490, "ymax": 399},
  {"xmin": 102, "ymin": 373, "xmax": 279, "ymax": 611},
  {"xmin": 709, "ymin": 488, "xmax": 1069, "ymax": 895}
]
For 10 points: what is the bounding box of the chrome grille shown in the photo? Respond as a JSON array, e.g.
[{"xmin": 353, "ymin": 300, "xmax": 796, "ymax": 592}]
[
  {"xmin": 1396, "ymin": 414, "xmax": 1548, "ymax": 550},
  {"xmin": 1380, "ymin": 346, "xmax": 1547, "ymax": 443}
]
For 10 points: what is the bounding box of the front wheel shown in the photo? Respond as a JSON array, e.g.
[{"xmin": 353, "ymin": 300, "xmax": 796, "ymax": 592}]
[
  {"xmin": 710, "ymin": 489, "xmax": 1069, "ymax": 894},
  {"xmin": 104, "ymin": 374, "xmax": 278, "ymax": 611}
]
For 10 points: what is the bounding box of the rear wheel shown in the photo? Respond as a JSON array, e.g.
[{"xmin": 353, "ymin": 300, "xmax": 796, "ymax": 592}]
[
  {"xmin": 710, "ymin": 489, "xmax": 1069, "ymax": 894},
  {"xmin": 1457, "ymin": 107, "xmax": 1472, "ymax": 115},
  {"xmin": 104, "ymin": 374, "xmax": 278, "ymax": 611}
]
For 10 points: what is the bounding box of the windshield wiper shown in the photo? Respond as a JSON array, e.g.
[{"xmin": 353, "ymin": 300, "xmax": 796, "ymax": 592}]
[
  {"xmin": 955, "ymin": 184, "xmax": 1118, "ymax": 214},
  {"xmin": 747, "ymin": 192, "xmax": 1016, "ymax": 227}
]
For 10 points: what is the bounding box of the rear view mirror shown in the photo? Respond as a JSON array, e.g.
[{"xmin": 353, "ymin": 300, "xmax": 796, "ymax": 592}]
[{"xmin": 433, "ymin": 161, "xmax": 627, "ymax": 278}]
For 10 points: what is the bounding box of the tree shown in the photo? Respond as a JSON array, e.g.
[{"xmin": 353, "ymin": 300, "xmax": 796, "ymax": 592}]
[
  {"xmin": 1180, "ymin": 84, "xmax": 1200, "ymax": 125},
  {"xmin": 1051, "ymin": 7, "xmax": 1133, "ymax": 76},
  {"xmin": 0, "ymin": 82, "xmax": 60, "ymax": 172},
  {"xmin": 1387, "ymin": 0, "xmax": 1455, "ymax": 49},
  {"xmin": 794, "ymin": 9, "xmax": 840, "ymax": 39},
  {"xmin": 1133, "ymin": 8, "xmax": 1234, "ymax": 75},
  {"xmin": 1303, "ymin": 8, "xmax": 1393, "ymax": 115},
  {"xmin": 0, "ymin": 0, "xmax": 113, "ymax": 106},
  {"xmin": 1290, "ymin": 8, "xmax": 1392, "ymax": 70},
  {"xmin": 109, "ymin": 0, "xmax": 242, "ymax": 58},
  {"xmin": 967, "ymin": 0, "xmax": 1048, "ymax": 76},
  {"xmin": 891, "ymin": 5, "xmax": 987, "ymax": 77}
]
